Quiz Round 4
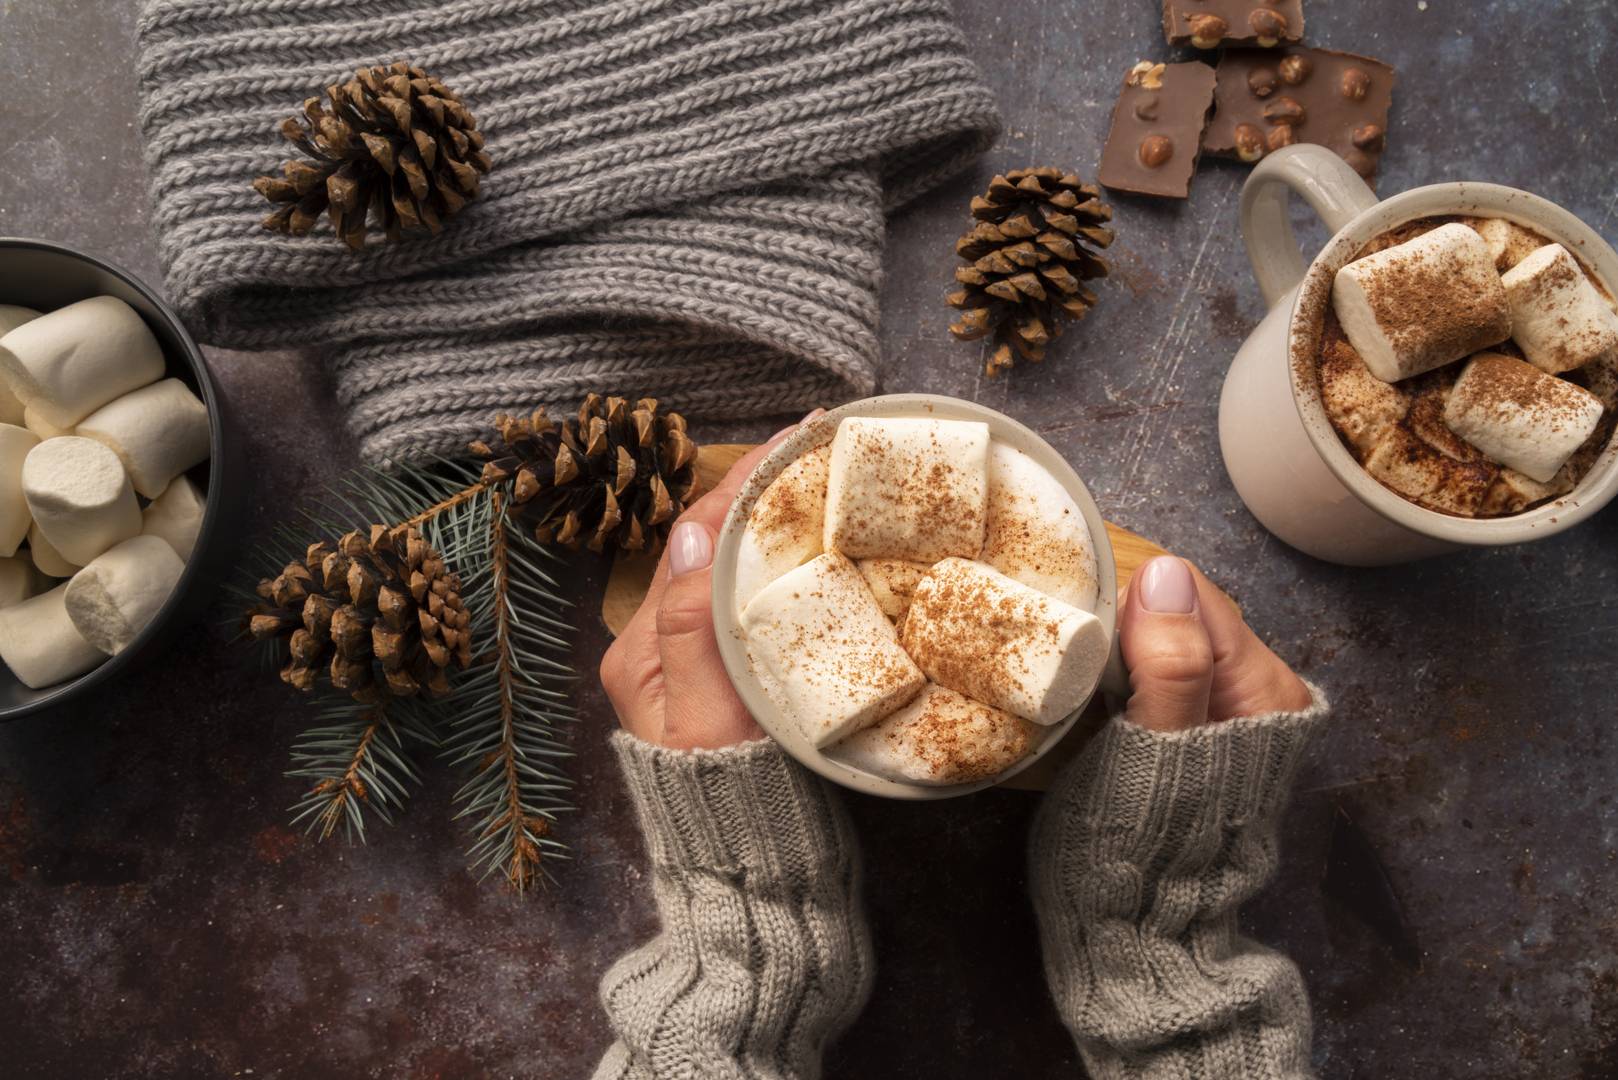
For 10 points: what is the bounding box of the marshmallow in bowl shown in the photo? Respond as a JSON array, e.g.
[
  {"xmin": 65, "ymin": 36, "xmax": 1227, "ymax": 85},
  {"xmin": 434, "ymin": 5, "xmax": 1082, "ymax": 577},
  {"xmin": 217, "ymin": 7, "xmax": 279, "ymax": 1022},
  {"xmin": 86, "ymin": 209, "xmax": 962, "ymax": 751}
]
[
  {"xmin": 0, "ymin": 553, "xmax": 41, "ymax": 608},
  {"xmin": 23, "ymin": 404, "xmax": 73, "ymax": 440},
  {"xmin": 22, "ymin": 436, "xmax": 142, "ymax": 567},
  {"xmin": 740, "ymin": 552, "xmax": 925, "ymax": 748},
  {"xmin": 1500, "ymin": 244, "xmax": 1618, "ymax": 375},
  {"xmin": 0, "ymin": 307, "xmax": 37, "ymax": 425},
  {"xmin": 141, "ymin": 474, "xmax": 206, "ymax": 561},
  {"xmin": 1443, "ymin": 352, "xmax": 1604, "ymax": 483},
  {"xmin": 65, "ymin": 535, "xmax": 186, "ymax": 655},
  {"xmin": 1332, "ymin": 223, "xmax": 1512, "ymax": 384},
  {"xmin": 855, "ymin": 558, "xmax": 930, "ymax": 621},
  {"xmin": 901, "ymin": 558, "xmax": 1107, "ymax": 726},
  {"xmin": 77, "ymin": 378, "xmax": 210, "ymax": 499},
  {"xmin": 829, "ymin": 683, "xmax": 1036, "ymax": 785},
  {"xmin": 823, "ymin": 417, "xmax": 990, "ymax": 562},
  {"xmin": 980, "ymin": 442, "xmax": 1099, "ymax": 611},
  {"xmin": 733, "ymin": 443, "xmax": 830, "ymax": 614},
  {"xmin": 0, "ymin": 584, "xmax": 106, "ymax": 689},
  {"xmin": 27, "ymin": 522, "xmax": 80, "ymax": 578},
  {"xmin": 0, "ymin": 423, "xmax": 39, "ymax": 557},
  {"xmin": 0, "ymin": 295, "xmax": 166, "ymax": 427}
]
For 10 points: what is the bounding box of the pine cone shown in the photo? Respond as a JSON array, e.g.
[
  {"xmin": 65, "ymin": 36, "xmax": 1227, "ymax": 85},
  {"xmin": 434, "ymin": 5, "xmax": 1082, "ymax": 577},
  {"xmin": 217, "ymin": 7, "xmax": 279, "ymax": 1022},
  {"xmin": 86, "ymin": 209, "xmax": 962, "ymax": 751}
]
[
  {"xmin": 248, "ymin": 525, "xmax": 473, "ymax": 700},
  {"xmin": 470, "ymin": 395, "xmax": 700, "ymax": 558},
  {"xmin": 252, "ymin": 61, "xmax": 492, "ymax": 250},
  {"xmin": 947, "ymin": 168, "xmax": 1114, "ymax": 377}
]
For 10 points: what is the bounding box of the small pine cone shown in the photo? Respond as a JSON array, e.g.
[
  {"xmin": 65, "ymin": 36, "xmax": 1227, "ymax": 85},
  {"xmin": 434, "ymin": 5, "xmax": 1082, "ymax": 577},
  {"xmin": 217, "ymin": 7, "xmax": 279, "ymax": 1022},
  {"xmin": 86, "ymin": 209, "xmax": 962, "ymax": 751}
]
[
  {"xmin": 471, "ymin": 395, "xmax": 701, "ymax": 558},
  {"xmin": 946, "ymin": 168, "xmax": 1114, "ymax": 377},
  {"xmin": 252, "ymin": 61, "xmax": 492, "ymax": 250},
  {"xmin": 246, "ymin": 525, "xmax": 470, "ymax": 700}
]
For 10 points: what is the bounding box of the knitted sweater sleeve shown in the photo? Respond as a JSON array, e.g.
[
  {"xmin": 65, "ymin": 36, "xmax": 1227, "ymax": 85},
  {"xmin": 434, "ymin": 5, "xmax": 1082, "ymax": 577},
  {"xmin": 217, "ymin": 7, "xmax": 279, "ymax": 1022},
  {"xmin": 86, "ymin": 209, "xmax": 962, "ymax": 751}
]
[
  {"xmin": 1030, "ymin": 684, "xmax": 1329, "ymax": 1080},
  {"xmin": 593, "ymin": 732, "xmax": 874, "ymax": 1080}
]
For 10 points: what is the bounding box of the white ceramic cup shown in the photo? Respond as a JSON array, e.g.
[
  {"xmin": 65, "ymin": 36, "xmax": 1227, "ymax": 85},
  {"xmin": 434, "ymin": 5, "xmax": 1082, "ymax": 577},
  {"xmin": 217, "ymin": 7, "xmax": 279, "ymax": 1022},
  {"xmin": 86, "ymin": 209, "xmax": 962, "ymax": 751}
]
[
  {"xmin": 1218, "ymin": 144, "xmax": 1618, "ymax": 565},
  {"xmin": 711, "ymin": 394, "xmax": 1123, "ymax": 800}
]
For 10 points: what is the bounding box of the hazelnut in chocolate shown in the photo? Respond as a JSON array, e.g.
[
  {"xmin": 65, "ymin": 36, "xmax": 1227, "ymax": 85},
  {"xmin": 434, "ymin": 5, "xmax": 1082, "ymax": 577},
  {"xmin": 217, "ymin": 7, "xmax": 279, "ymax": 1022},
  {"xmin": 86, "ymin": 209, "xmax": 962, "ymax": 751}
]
[
  {"xmin": 1162, "ymin": 0, "xmax": 1303, "ymax": 49},
  {"xmin": 1098, "ymin": 60, "xmax": 1216, "ymax": 200},
  {"xmin": 1203, "ymin": 46, "xmax": 1395, "ymax": 181}
]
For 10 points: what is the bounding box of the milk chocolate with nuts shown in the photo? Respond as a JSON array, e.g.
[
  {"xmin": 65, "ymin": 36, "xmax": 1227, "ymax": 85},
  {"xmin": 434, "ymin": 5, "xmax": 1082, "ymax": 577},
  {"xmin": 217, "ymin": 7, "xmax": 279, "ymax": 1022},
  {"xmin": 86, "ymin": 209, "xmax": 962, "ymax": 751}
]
[
  {"xmin": 1163, "ymin": 0, "xmax": 1304, "ymax": 48},
  {"xmin": 1202, "ymin": 46, "xmax": 1395, "ymax": 182},
  {"xmin": 1098, "ymin": 60, "xmax": 1217, "ymax": 199}
]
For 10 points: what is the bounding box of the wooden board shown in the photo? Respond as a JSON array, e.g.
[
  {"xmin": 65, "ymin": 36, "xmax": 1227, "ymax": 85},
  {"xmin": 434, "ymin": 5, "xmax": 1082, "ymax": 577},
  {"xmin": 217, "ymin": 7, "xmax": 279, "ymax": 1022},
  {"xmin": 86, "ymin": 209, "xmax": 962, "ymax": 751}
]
[{"xmin": 600, "ymin": 443, "xmax": 1170, "ymax": 792}]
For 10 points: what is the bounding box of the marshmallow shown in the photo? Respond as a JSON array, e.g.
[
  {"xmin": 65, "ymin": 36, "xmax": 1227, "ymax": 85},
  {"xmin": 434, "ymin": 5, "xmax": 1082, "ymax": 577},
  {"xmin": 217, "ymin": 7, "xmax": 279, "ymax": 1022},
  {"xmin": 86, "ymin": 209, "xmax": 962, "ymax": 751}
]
[
  {"xmin": 0, "ymin": 553, "xmax": 42, "ymax": 608},
  {"xmin": 740, "ymin": 552, "xmax": 925, "ymax": 749},
  {"xmin": 1501, "ymin": 243, "xmax": 1618, "ymax": 375},
  {"xmin": 77, "ymin": 378, "xmax": 210, "ymax": 498},
  {"xmin": 1469, "ymin": 218, "xmax": 1545, "ymax": 272},
  {"xmin": 0, "ymin": 305, "xmax": 40, "ymax": 336},
  {"xmin": 0, "ymin": 423, "xmax": 38, "ymax": 557},
  {"xmin": 829, "ymin": 683, "xmax": 1037, "ymax": 785},
  {"xmin": 27, "ymin": 522, "xmax": 80, "ymax": 578},
  {"xmin": 980, "ymin": 442, "xmax": 1099, "ymax": 611},
  {"xmin": 142, "ymin": 474, "xmax": 206, "ymax": 561},
  {"xmin": 901, "ymin": 558, "xmax": 1107, "ymax": 726},
  {"xmin": 65, "ymin": 535, "xmax": 186, "ymax": 655},
  {"xmin": 0, "ymin": 308, "xmax": 36, "ymax": 426},
  {"xmin": 0, "ymin": 584, "xmax": 106, "ymax": 689},
  {"xmin": 21, "ymin": 436, "xmax": 141, "ymax": 567},
  {"xmin": 1443, "ymin": 352, "xmax": 1605, "ymax": 483},
  {"xmin": 23, "ymin": 404, "xmax": 73, "ymax": 440},
  {"xmin": 823, "ymin": 417, "xmax": 989, "ymax": 562},
  {"xmin": 1318, "ymin": 334, "xmax": 1408, "ymax": 453},
  {"xmin": 0, "ymin": 295, "xmax": 166, "ymax": 427},
  {"xmin": 1332, "ymin": 223, "xmax": 1512, "ymax": 383},
  {"xmin": 1480, "ymin": 466, "xmax": 1575, "ymax": 517},
  {"xmin": 733, "ymin": 444, "xmax": 830, "ymax": 615},
  {"xmin": 855, "ymin": 558, "xmax": 930, "ymax": 620},
  {"xmin": 1361, "ymin": 427, "xmax": 1495, "ymax": 516}
]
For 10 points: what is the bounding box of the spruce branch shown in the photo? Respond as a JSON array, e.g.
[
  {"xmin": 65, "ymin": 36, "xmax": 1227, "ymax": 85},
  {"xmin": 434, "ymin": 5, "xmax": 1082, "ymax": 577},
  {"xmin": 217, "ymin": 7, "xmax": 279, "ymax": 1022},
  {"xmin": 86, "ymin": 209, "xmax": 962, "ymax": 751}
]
[
  {"xmin": 286, "ymin": 695, "xmax": 438, "ymax": 842},
  {"xmin": 443, "ymin": 488, "xmax": 576, "ymax": 891}
]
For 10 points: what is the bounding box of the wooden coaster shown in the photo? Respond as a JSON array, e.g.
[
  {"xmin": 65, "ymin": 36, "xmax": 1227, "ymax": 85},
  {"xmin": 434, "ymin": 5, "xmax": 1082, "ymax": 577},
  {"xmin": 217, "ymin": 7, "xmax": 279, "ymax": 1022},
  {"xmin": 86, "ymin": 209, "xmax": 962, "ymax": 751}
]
[{"xmin": 599, "ymin": 443, "xmax": 1170, "ymax": 791}]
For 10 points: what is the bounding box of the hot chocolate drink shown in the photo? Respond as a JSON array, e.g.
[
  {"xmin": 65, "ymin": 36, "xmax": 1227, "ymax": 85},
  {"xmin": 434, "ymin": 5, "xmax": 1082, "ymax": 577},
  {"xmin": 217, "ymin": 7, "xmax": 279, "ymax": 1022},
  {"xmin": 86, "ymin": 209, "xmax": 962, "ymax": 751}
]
[
  {"xmin": 734, "ymin": 416, "xmax": 1104, "ymax": 786},
  {"xmin": 1315, "ymin": 215, "xmax": 1617, "ymax": 517}
]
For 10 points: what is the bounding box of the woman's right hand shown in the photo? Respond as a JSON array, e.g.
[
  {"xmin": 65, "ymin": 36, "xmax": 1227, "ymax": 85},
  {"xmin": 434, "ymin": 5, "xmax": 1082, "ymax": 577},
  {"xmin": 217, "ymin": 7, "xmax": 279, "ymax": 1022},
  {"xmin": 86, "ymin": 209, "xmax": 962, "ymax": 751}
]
[{"xmin": 1118, "ymin": 555, "xmax": 1312, "ymax": 732}]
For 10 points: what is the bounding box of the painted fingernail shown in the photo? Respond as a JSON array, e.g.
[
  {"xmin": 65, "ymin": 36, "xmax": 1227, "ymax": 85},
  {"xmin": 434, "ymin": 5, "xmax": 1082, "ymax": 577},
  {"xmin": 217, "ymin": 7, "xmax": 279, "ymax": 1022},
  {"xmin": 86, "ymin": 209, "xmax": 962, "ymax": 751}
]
[
  {"xmin": 767, "ymin": 424, "xmax": 796, "ymax": 443},
  {"xmin": 668, "ymin": 521, "xmax": 713, "ymax": 577},
  {"xmin": 1138, "ymin": 556, "xmax": 1196, "ymax": 614},
  {"xmin": 801, "ymin": 408, "xmax": 826, "ymax": 422}
]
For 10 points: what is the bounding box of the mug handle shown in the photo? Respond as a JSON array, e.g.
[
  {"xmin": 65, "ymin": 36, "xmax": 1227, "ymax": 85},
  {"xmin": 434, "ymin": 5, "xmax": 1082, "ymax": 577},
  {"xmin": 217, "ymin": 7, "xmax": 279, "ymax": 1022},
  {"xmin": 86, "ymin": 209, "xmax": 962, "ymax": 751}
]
[{"xmin": 1240, "ymin": 144, "xmax": 1381, "ymax": 308}]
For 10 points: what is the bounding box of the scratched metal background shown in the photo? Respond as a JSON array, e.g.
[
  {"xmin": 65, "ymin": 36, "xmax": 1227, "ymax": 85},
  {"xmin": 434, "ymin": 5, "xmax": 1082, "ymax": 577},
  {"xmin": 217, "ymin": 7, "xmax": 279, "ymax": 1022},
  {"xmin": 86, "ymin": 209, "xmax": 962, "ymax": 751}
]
[{"xmin": 1, "ymin": 1, "xmax": 1615, "ymax": 1077}]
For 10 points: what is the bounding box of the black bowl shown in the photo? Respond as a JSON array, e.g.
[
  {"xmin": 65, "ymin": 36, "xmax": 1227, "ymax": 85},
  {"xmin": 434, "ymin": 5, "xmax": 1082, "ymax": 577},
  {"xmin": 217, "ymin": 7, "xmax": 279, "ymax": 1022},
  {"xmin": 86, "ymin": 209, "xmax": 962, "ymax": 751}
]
[{"xmin": 0, "ymin": 238, "xmax": 235, "ymax": 720}]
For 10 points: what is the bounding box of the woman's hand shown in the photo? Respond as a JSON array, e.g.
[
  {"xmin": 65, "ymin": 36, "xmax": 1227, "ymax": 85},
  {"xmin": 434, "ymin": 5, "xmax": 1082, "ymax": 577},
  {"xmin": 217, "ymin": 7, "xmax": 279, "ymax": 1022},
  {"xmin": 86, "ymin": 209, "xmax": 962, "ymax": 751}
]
[
  {"xmin": 1119, "ymin": 555, "xmax": 1312, "ymax": 732},
  {"xmin": 600, "ymin": 414, "xmax": 821, "ymax": 750}
]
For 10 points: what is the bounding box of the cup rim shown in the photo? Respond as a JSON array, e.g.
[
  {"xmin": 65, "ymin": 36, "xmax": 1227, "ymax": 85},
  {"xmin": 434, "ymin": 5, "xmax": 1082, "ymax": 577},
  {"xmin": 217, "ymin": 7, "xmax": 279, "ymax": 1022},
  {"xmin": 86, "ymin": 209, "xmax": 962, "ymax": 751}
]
[
  {"xmin": 1286, "ymin": 182, "xmax": 1618, "ymax": 546},
  {"xmin": 710, "ymin": 393, "xmax": 1118, "ymax": 801}
]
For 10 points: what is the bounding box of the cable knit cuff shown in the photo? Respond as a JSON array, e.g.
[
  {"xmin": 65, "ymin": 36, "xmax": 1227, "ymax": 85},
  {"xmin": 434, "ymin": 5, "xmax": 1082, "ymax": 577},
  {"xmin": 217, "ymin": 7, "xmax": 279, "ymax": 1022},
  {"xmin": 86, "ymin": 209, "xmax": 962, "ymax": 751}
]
[
  {"xmin": 1042, "ymin": 681, "xmax": 1328, "ymax": 870},
  {"xmin": 611, "ymin": 732, "xmax": 856, "ymax": 882}
]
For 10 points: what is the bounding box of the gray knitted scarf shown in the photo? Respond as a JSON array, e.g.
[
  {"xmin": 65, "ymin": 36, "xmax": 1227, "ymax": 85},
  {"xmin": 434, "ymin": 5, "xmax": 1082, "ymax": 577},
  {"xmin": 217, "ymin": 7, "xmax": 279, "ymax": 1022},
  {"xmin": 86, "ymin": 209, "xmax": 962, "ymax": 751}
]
[{"xmin": 136, "ymin": 0, "xmax": 1000, "ymax": 463}]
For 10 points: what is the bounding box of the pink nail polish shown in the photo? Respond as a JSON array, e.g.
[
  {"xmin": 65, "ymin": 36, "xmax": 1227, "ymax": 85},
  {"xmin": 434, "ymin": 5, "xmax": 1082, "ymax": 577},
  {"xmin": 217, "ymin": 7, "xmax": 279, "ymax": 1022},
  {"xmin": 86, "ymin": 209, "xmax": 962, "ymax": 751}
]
[
  {"xmin": 801, "ymin": 408, "xmax": 826, "ymax": 423},
  {"xmin": 1138, "ymin": 556, "xmax": 1196, "ymax": 614},
  {"xmin": 668, "ymin": 521, "xmax": 713, "ymax": 577}
]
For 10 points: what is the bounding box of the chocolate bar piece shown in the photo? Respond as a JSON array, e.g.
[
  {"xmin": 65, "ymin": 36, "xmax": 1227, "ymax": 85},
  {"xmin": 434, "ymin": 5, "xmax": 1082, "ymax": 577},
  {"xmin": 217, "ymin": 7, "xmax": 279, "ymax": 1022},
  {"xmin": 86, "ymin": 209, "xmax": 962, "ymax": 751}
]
[
  {"xmin": 1098, "ymin": 61, "xmax": 1216, "ymax": 199},
  {"xmin": 1163, "ymin": 0, "xmax": 1303, "ymax": 48},
  {"xmin": 1202, "ymin": 46, "xmax": 1396, "ymax": 182}
]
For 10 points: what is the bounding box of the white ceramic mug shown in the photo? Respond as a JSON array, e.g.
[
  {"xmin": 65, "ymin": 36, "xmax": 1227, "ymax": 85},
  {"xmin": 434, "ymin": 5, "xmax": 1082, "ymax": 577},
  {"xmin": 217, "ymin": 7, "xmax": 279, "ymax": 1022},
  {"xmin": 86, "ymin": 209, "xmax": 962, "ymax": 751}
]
[
  {"xmin": 711, "ymin": 394, "xmax": 1124, "ymax": 800},
  {"xmin": 1218, "ymin": 144, "xmax": 1618, "ymax": 565}
]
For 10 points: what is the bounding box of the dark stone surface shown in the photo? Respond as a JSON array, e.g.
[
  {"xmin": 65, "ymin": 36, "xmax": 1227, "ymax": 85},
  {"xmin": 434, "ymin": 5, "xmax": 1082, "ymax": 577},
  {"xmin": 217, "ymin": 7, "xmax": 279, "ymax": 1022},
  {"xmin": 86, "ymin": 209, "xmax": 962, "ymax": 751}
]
[{"xmin": 3, "ymin": 1, "xmax": 1617, "ymax": 1077}]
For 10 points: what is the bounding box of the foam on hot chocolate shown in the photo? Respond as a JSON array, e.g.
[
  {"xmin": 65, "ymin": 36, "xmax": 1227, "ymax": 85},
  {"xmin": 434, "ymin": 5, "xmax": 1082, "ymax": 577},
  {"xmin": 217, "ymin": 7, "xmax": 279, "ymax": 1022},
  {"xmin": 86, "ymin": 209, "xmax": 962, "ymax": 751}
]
[{"xmin": 1316, "ymin": 216, "xmax": 1616, "ymax": 518}]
